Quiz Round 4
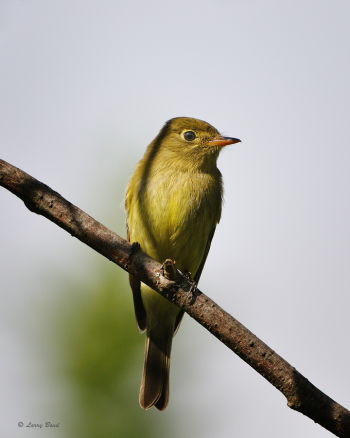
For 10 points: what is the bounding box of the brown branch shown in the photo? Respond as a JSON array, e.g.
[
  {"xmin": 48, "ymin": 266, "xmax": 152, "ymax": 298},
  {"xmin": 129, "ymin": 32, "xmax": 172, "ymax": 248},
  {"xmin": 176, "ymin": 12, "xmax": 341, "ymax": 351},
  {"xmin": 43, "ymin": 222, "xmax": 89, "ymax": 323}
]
[{"xmin": 1, "ymin": 158, "xmax": 349, "ymax": 437}]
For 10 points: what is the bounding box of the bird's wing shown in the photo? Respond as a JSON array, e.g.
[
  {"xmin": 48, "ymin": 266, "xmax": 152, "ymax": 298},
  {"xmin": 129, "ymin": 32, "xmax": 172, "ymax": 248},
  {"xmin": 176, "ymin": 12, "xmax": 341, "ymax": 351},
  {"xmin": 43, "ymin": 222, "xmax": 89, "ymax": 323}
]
[
  {"xmin": 194, "ymin": 225, "xmax": 216, "ymax": 283},
  {"xmin": 173, "ymin": 225, "xmax": 216, "ymax": 334},
  {"xmin": 127, "ymin": 227, "xmax": 147, "ymax": 332}
]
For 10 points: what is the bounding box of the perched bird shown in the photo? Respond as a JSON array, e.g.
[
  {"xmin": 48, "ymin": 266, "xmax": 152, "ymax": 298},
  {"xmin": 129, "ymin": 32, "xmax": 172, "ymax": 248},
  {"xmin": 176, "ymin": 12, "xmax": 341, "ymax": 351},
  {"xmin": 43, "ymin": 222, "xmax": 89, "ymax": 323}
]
[{"xmin": 125, "ymin": 117, "xmax": 240, "ymax": 410}]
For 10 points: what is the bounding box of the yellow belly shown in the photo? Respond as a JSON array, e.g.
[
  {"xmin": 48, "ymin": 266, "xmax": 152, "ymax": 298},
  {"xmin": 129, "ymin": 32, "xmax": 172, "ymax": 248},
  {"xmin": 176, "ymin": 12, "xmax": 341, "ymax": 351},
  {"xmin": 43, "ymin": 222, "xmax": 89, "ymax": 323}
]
[
  {"xmin": 127, "ymin": 170, "xmax": 221, "ymax": 275},
  {"xmin": 126, "ymin": 167, "xmax": 222, "ymax": 334}
]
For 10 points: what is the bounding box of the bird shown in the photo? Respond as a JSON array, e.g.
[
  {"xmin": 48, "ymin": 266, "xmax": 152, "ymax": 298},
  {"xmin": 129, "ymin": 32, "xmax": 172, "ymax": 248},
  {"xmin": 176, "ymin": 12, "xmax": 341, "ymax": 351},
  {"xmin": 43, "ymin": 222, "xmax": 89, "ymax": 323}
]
[{"xmin": 125, "ymin": 117, "xmax": 240, "ymax": 410}]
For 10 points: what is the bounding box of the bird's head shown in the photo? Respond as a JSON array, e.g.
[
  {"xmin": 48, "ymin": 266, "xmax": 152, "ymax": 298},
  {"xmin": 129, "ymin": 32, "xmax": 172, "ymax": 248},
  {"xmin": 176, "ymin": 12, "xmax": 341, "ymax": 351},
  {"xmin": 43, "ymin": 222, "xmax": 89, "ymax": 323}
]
[{"xmin": 160, "ymin": 117, "xmax": 240, "ymax": 155}]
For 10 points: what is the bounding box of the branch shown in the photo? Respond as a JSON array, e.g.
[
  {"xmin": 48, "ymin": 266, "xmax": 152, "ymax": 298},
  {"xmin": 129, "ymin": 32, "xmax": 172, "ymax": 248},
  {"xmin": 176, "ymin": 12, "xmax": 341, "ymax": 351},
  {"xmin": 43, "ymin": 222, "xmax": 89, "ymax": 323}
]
[{"xmin": 1, "ymin": 158, "xmax": 349, "ymax": 437}]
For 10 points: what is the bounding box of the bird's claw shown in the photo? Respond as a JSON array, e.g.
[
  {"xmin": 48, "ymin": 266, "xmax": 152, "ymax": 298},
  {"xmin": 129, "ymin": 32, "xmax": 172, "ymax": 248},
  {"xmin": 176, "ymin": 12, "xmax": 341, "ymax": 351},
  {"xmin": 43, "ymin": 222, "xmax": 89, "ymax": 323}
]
[
  {"xmin": 128, "ymin": 242, "xmax": 141, "ymax": 268},
  {"xmin": 161, "ymin": 259, "xmax": 177, "ymax": 281},
  {"xmin": 130, "ymin": 241, "xmax": 141, "ymax": 252},
  {"xmin": 184, "ymin": 271, "xmax": 198, "ymax": 295}
]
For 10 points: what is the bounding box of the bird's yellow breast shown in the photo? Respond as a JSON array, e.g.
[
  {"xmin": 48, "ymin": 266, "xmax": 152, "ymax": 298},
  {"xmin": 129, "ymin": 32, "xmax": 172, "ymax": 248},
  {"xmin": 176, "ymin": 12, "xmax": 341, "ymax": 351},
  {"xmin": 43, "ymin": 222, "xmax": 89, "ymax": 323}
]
[{"xmin": 126, "ymin": 166, "xmax": 222, "ymax": 277}]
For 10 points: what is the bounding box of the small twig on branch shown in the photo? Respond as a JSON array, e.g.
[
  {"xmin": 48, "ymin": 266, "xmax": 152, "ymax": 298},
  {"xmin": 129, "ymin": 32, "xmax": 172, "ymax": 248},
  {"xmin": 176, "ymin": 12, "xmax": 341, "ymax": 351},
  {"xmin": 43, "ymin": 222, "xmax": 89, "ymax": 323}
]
[{"xmin": 1, "ymin": 158, "xmax": 349, "ymax": 437}]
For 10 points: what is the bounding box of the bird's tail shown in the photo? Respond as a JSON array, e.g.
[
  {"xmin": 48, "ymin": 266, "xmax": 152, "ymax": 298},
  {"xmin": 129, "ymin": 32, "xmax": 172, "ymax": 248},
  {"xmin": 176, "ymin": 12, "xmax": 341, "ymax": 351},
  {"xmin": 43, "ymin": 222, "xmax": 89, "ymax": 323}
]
[{"xmin": 139, "ymin": 332, "xmax": 172, "ymax": 410}]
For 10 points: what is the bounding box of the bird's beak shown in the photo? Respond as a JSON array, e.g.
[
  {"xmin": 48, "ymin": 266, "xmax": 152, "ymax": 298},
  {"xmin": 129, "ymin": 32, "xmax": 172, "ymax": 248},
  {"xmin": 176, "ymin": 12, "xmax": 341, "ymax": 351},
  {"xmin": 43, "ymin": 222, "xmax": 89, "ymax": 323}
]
[{"xmin": 207, "ymin": 136, "xmax": 241, "ymax": 147}]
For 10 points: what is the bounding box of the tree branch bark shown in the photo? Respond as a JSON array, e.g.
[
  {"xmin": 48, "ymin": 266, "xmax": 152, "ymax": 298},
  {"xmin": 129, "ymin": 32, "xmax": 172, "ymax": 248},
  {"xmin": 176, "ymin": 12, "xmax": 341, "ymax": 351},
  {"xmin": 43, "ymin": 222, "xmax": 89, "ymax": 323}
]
[{"xmin": 1, "ymin": 158, "xmax": 349, "ymax": 437}]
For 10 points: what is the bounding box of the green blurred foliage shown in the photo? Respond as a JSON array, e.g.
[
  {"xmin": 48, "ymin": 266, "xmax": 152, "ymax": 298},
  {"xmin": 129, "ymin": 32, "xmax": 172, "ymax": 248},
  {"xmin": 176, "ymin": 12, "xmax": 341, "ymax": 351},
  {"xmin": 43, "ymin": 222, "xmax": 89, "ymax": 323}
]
[{"xmin": 50, "ymin": 261, "xmax": 170, "ymax": 438}]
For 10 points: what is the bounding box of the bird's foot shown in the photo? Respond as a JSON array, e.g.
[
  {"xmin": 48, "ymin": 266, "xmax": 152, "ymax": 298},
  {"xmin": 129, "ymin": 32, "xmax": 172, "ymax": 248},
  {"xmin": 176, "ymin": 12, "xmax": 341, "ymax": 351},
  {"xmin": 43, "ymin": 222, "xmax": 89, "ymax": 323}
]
[
  {"xmin": 184, "ymin": 271, "xmax": 197, "ymax": 293},
  {"xmin": 161, "ymin": 259, "xmax": 177, "ymax": 281},
  {"xmin": 130, "ymin": 241, "xmax": 141, "ymax": 253},
  {"xmin": 183, "ymin": 272, "xmax": 201, "ymax": 304},
  {"xmin": 128, "ymin": 241, "xmax": 141, "ymax": 267},
  {"xmin": 129, "ymin": 242, "xmax": 141, "ymax": 260}
]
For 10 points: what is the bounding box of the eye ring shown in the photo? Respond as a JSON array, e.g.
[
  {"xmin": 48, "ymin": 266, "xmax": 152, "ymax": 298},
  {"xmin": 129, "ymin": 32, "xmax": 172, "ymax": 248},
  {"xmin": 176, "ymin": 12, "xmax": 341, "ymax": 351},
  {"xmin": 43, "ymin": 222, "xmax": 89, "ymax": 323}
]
[{"xmin": 183, "ymin": 130, "xmax": 197, "ymax": 141}]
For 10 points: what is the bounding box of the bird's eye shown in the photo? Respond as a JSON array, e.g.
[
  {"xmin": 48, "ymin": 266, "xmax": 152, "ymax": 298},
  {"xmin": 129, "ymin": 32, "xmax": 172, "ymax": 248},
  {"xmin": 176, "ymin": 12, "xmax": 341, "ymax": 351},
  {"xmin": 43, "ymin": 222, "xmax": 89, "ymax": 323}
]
[{"xmin": 183, "ymin": 130, "xmax": 196, "ymax": 141}]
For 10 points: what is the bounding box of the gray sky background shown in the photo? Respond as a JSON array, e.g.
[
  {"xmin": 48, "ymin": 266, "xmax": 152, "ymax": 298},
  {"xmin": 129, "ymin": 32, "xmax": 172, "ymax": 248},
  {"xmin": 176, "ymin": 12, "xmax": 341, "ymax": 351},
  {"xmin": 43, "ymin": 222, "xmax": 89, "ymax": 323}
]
[{"xmin": 1, "ymin": 1, "xmax": 350, "ymax": 437}]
